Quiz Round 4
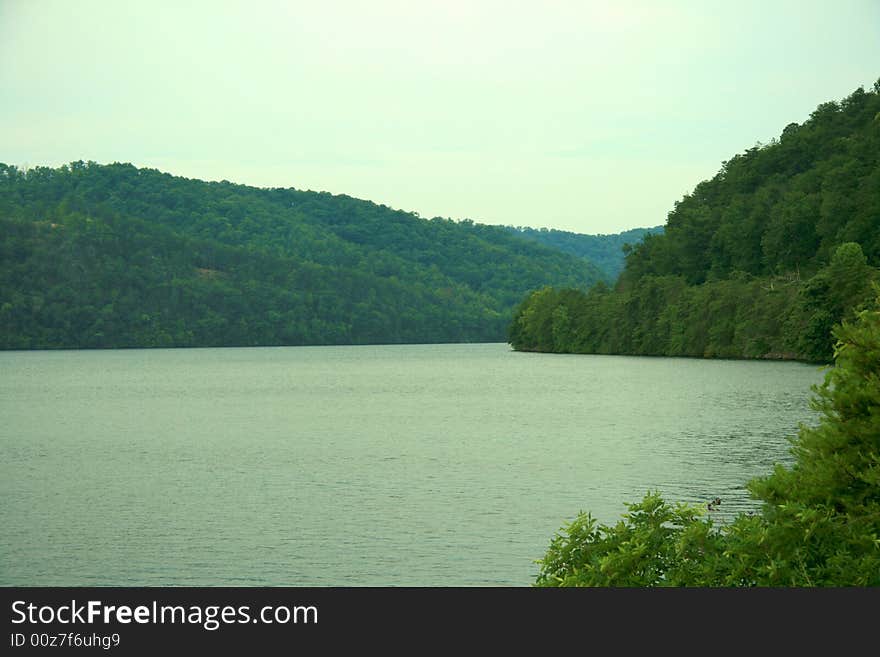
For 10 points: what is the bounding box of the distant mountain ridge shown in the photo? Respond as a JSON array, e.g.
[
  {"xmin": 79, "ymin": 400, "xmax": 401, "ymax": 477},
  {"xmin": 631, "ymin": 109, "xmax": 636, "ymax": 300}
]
[
  {"xmin": 505, "ymin": 225, "xmax": 664, "ymax": 281},
  {"xmin": 0, "ymin": 161, "xmax": 606, "ymax": 349}
]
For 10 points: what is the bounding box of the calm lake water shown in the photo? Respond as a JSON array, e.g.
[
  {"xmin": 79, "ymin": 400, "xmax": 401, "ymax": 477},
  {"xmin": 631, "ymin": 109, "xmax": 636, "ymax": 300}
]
[{"xmin": 0, "ymin": 343, "xmax": 824, "ymax": 586}]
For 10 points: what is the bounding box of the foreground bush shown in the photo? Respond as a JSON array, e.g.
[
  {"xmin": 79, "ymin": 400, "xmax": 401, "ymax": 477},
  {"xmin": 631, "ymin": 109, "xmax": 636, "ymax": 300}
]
[{"xmin": 535, "ymin": 293, "xmax": 880, "ymax": 586}]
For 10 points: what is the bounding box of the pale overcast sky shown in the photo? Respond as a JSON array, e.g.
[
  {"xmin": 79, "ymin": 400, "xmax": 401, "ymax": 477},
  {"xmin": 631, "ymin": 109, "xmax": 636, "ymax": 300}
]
[{"xmin": 2, "ymin": 1, "xmax": 878, "ymax": 234}]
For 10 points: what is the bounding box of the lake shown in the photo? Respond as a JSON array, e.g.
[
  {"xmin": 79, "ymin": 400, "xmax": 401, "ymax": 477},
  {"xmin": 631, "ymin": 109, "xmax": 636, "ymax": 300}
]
[{"xmin": 0, "ymin": 343, "xmax": 824, "ymax": 586}]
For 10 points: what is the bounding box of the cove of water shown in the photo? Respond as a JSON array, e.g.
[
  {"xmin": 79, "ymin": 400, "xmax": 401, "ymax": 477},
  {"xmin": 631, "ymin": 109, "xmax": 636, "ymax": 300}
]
[{"xmin": 0, "ymin": 343, "xmax": 823, "ymax": 585}]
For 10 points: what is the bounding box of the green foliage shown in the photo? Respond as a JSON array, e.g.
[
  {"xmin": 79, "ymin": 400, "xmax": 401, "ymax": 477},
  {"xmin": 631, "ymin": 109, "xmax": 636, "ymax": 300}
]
[
  {"xmin": 786, "ymin": 242, "xmax": 874, "ymax": 361},
  {"xmin": 0, "ymin": 162, "xmax": 603, "ymax": 348},
  {"xmin": 510, "ymin": 83, "xmax": 880, "ymax": 363},
  {"xmin": 535, "ymin": 492, "xmax": 725, "ymax": 587},
  {"xmin": 505, "ymin": 225, "xmax": 664, "ymax": 282},
  {"xmin": 737, "ymin": 296, "xmax": 880, "ymax": 585},
  {"xmin": 535, "ymin": 296, "xmax": 880, "ymax": 586}
]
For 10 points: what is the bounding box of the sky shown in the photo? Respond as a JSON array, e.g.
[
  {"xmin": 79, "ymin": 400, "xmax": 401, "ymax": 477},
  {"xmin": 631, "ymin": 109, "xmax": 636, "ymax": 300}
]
[{"xmin": 1, "ymin": 1, "xmax": 879, "ymax": 235}]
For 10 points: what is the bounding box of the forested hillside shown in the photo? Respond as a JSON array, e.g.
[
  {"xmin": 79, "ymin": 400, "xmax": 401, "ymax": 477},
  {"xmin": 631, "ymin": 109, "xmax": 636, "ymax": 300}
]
[
  {"xmin": 510, "ymin": 82, "xmax": 880, "ymax": 363},
  {"xmin": 506, "ymin": 225, "xmax": 664, "ymax": 281},
  {"xmin": 0, "ymin": 162, "xmax": 603, "ymax": 349}
]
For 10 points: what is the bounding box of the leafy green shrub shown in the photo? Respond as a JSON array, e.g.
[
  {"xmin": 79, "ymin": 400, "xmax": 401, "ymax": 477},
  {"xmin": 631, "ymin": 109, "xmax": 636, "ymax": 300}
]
[{"xmin": 535, "ymin": 293, "xmax": 880, "ymax": 586}]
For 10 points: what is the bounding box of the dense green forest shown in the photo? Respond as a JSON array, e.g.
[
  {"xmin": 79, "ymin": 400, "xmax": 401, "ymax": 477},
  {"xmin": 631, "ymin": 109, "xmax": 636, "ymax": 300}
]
[
  {"xmin": 535, "ymin": 294, "xmax": 880, "ymax": 586},
  {"xmin": 510, "ymin": 82, "xmax": 880, "ymax": 363},
  {"xmin": 505, "ymin": 225, "xmax": 664, "ymax": 281},
  {"xmin": 0, "ymin": 162, "xmax": 604, "ymax": 349}
]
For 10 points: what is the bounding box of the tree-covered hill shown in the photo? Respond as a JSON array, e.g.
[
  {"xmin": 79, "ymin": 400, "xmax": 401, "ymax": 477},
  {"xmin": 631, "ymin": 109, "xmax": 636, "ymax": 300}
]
[
  {"xmin": 510, "ymin": 82, "xmax": 880, "ymax": 362},
  {"xmin": 505, "ymin": 225, "xmax": 664, "ymax": 282},
  {"xmin": 0, "ymin": 162, "xmax": 604, "ymax": 349}
]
